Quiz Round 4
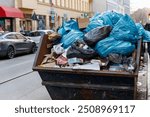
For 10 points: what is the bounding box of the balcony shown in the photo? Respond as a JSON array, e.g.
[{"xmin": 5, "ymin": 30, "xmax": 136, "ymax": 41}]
[{"xmin": 17, "ymin": 0, "xmax": 37, "ymax": 9}]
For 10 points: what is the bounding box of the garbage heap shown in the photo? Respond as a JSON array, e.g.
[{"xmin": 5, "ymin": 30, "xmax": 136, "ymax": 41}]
[{"xmin": 39, "ymin": 11, "xmax": 150, "ymax": 73}]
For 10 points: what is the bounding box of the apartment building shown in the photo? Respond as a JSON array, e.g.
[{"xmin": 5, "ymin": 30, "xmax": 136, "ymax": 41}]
[
  {"xmin": 0, "ymin": 0, "xmax": 91, "ymax": 32},
  {"xmin": 123, "ymin": 0, "xmax": 130, "ymax": 15},
  {"xmin": 15, "ymin": 0, "xmax": 91, "ymax": 32},
  {"xmin": 92, "ymin": 0, "xmax": 130, "ymax": 15},
  {"xmin": 0, "ymin": 0, "xmax": 130, "ymax": 32}
]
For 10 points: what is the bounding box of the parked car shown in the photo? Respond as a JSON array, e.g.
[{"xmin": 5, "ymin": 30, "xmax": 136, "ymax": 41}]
[
  {"xmin": 20, "ymin": 30, "xmax": 31, "ymax": 36},
  {"xmin": 28, "ymin": 30, "xmax": 54, "ymax": 45},
  {"xmin": 0, "ymin": 32, "xmax": 37, "ymax": 59}
]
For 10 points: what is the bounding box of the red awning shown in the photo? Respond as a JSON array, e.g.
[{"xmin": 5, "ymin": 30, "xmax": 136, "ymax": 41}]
[{"xmin": 0, "ymin": 6, "xmax": 24, "ymax": 18}]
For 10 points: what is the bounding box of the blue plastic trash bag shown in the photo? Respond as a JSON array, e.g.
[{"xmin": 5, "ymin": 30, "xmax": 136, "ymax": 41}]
[
  {"xmin": 63, "ymin": 19, "xmax": 79, "ymax": 31},
  {"xmin": 110, "ymin": 15, "xmax": 139, "ymax": 43},
  {"xmin": 58, "ymin": 27, "xmax": 66, "ymax": 36},
  {"xmin": 136, "ymin": 23, "xmax": 145, "ymax": 36},
  {"xmin": 143, "ymin": 30, "xmax": 150, "ymax": 42},
  {"xmin": 61, "ymin": 30, "xmax": 84, "ymax": 48},
  {"xmin": 136, "ymin": 23, "xmax": 150, "ymax": 42},
  {"xmin": 85, "ymin": 20, "xmax": 104, "ymax": 32},
  {"xmin": 100, "ymin": 11, "xmax": 123, "ymax": 26},
  {"xmin": 95, "ymin": 37, "xmax": 135, "ymax": 58},
  {"xmin": 58, "ymin": 19, "xmax": 79, "ymax": 36},
  {"xmin": 90, "ymin": 12, "xmax": 101, "ymax": 22},
  {"xmin": 85, "ymin": 11, "xmax": 123, "ymax": 32},
  {"xmin": 85, "ymin": 13, "xmax": 104, "ymax": 32}
]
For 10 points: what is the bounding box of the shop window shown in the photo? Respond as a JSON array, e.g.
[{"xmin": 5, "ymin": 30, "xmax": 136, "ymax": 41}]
[
  {"xmin": 37, "ymin": 15, "xmax": 46, "ymax": 30},
  {"xmin": 5, "ymin": 19, "xmax": 11, "ymax": 32},
  {"xmin": 0, "ymin": 19, "xmax": 5, "ymax": 30},
  {"xmin": 20, "ymin": 14, "xmax": 32, "ymax": 31},
  {"xmin": 49, "ymin": 16, "xmax": 55, "ymax": 30},
  {"xmin": 0, "ymin": 18, "xmax": 13, "ymax": 32}
]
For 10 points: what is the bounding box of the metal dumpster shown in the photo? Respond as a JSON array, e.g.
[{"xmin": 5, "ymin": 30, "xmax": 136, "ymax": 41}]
[{"xmin": 33, "ymin": 34, "xmax": 147, "ymax": 100}]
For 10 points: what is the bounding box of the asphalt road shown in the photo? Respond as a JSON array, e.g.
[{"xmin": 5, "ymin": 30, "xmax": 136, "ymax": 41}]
[{"xmin": 0, "ymin": 54, "xmax": 50, "ymax": 100}]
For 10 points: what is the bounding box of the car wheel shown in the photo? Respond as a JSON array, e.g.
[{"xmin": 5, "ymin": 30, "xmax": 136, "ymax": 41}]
[
  {"xmin": 31, "ymin": 43, "xmax": 37, "ymax": 53},
  {"xmin": 7, "ymin": 46, "xmax": 15, "ymax": 59}
]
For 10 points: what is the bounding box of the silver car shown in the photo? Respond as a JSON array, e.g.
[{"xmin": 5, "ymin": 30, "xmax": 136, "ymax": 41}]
[
  {"xmin": 28, "ymin": 30, "xmax": 54, "ymax": 45},
  {"xmin": 0, "ymin": 32, "xmax": 37, "ymax": 59}
]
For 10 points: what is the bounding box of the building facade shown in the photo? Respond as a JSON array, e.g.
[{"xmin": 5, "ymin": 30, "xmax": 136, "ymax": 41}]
[
  {"xmin": 0, "ymin": 0, "xmax": 14, "ymax": 7},
  {"xmin": 92, "ymin": 0, "xmax": 130, "ymax": 15},
  {"xmin": 1, "ymin": 0, "xmax": 130, "ymax": 32},
  {"xmin": 0, "ymin": 0, "xmax": 22, "ymax": 31},
  {"xmin": 15, "ymin": 0, "xmax": 91, "ymax": 32},
  {"xmin": 123, "ymin": 0, "xmax": 130, "ymax": 15}
]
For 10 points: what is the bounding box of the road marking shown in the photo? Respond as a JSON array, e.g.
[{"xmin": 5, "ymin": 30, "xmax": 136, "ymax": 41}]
[{"xmin": 0, "ymin": 71, "xmax": 34, "ymax": 85}]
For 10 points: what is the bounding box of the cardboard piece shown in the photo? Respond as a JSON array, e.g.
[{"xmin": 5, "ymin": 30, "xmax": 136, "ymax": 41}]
[{"xmin": 77, "ymin": 18, "xmax": 89, "ymax": 29}]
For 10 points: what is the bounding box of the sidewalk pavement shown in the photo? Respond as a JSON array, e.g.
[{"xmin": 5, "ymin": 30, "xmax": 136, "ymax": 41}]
[{"xmin": 148, "ymin": 57, "xmax": 150, "ymax": 99}]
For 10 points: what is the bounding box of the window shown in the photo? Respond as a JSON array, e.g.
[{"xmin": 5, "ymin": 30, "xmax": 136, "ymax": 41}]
[
  {"xmin": 123, "ymin": 0, "xmax": 130, "ymax": 6},
  {"xmin": 5, "ymin": 34, "xmax": 17, "ymax": 39},
  {"xmin": 57, "ymin": 0, "xmax": 61, "ymax": 6},
  {"xmin": 0, "ymin": 33, "xmax": 5, "ymax": 37},
  {"xmin": 44, "ymin": 0, "xmax": 50, "ymax": 3},
  {"xmin": 66, "ymin": 0, "xmax": 69, "ymax": 8},
  {"xmin": 37, "ymin": 15, "xmax": 46, "ymax": 30},
  {"xmin": 61, "ymin": 0, "xmax": 65, "ymax": 7},
  {"xmin": 107, "ymin": 2, "xmax": 118, "ymax": 11},
  {"xmin": 29, "ymin": 31, "xmax": 41, "ymax": 37},
  {"xmin": 72, "ymin": 0, "xmax": 75, "ymax": 9},
  {"xmin": 38, "ymin": 31, "xmax": 45, "ymax": 36},
  {"xmin": 38, "ymin": 0, "xmax": 43, "ymax": 3},
  {"xmin": 38, "ymin": 0, "xmax": 50, "ymax": 4},
  {"xmin": 16, "ymin": 34, "xmax": 26, "ymax": 40},
  {"xmin": 52, "ymin": 0, "xmax": 55, "ymax": 5}
]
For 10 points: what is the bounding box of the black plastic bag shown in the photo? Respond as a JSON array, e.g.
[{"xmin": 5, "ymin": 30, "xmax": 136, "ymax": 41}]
[
  {"xmin": 84, "ymin": 25, "xmax": 112, "ymax": 47},
  {"xmin": 108, "ymin": 53, "xmax": 122, "ymax": 64},
  {"xmin": 67, "ymin": 40, "xmax": 97, "ymax": 59},
  {"xmin": 122, "ymin": 57, "xmax": 135, "ymax": 72}
]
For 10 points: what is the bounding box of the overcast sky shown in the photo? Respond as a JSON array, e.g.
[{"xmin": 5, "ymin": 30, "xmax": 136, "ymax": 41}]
[{"xmin": 131, "ymin": 0, "xmax": 150, "ymax": 11}]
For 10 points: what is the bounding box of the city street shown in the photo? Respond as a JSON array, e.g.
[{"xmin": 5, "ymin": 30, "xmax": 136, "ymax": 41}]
[
  {"xmin": 0, "ymin": 54, "xmax": 50, "ymax": 100},
  {"xmin": 0, "ymin": 0, "xmax": 150, "ymax": 116},
  {"xmin": 0, "ymin": 53, "xmax": 149, "ymax": 100}
]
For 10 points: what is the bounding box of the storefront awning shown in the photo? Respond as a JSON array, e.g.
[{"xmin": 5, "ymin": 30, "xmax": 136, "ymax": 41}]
[{"xmin": 0, "ymin": 6, "xmax": 24, "ymax": 18}]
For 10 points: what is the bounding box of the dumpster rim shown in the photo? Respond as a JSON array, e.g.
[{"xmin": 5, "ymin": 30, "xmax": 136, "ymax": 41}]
[{"xmin": 33, "ymin": 66, "xmax": 138, "ymax": 78}]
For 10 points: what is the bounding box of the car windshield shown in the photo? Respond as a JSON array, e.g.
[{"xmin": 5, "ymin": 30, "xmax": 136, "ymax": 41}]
[{"xmin": 38, "ymin": 31, "xmax": 45, "ymax": 35}]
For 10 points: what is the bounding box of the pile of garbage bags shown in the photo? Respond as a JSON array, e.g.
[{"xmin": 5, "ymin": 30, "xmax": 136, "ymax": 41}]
[
  {"xmin": 40, "ymin": 11, "xmax": 150, "ymax": 72},
  {"xmin": 136, "ymin": 23, "xmax": 150, "ymax": 42}
]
